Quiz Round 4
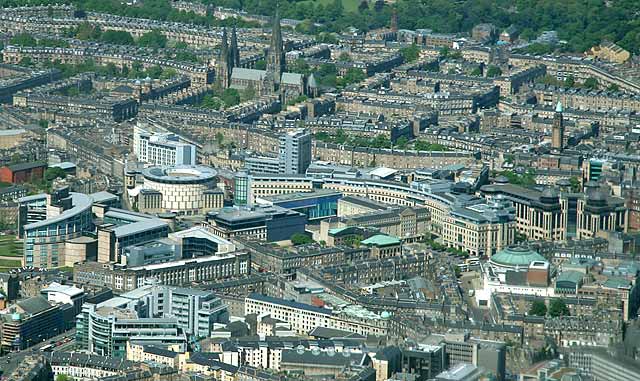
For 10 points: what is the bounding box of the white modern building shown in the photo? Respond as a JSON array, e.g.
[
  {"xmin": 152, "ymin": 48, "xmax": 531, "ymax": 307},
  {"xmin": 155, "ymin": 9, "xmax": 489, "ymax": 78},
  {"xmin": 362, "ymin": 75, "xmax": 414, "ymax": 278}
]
[
  {"xmin": 278, "ymin": 129, "xmax": 311, "ymax": 174},
  {"xmin": 41, "ymin": 282, "xmax": 85, "ymax": 316},
  {"xmin": 133, "ymin": 125, "xmax": 196, "ymax": 166},
  {"xmin": 140, "ymin": 165, "xmax": 220, "ymax": 215}
]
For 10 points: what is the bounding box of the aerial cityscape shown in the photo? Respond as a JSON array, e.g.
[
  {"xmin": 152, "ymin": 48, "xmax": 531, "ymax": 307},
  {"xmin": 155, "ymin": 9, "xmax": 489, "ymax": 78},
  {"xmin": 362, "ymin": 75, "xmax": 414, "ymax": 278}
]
[{"xmin": 0, "ymin": 1, "xmax": 639, "ymax": 381}]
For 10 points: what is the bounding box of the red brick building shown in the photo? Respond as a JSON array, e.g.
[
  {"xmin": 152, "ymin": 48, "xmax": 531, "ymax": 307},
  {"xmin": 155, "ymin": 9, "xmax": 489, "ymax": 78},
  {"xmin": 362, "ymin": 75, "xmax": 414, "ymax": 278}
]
[{"xmin": 0, "ymin": 162, "xmax": 47, "ymax": 184}]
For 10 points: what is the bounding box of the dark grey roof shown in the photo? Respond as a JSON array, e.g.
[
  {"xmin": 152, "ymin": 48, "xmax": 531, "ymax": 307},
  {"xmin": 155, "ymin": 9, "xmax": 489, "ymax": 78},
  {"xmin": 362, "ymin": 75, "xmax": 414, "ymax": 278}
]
[
  {"xmin": 309, "ymin": 327, "xmax": 365, "ymax": 340},
  {"xmin": 17, "ymin": 296, "xmax": 53, "ymax": 315},
  {"xmin": 281, "ymin": 349, "xmax": 367, "ymax": 367},
  {"xmin": 6, "ymin": 161, "xmax": 46, "ymax": 172},
  {"xmin": 143, "ymin": 345, "xmax": 179, "ymax": 358}
]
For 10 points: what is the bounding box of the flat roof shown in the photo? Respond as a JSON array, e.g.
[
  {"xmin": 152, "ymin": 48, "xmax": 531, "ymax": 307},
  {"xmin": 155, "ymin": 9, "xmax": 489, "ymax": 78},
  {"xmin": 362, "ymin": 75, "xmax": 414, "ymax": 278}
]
[
  {"xmin": 128, "ymin": 252, "xmax": 239, "ymax": 271},
  {"xmin": 259, "ymin": 189, "xmax": 342, "ymax": 203},
  {"xmin": 142, "ymin": 165, "xmax": 216, "ymax": 184},
  {"xmin": 111, "ymin": 219, "xmax": 168, "ymax": 238},
  {"xmin": 362, "ymin": 234, "xmax": 401, "ymax": 247},
  {"xmin": 169, "ymin": 226, "xmax": 232, "ymax": 245}
]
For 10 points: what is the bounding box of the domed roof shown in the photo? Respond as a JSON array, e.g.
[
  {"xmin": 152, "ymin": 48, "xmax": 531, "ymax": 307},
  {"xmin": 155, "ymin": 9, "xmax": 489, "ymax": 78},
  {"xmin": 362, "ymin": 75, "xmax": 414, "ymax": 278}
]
[{"xmin": 490, "ymin": 246, "xmax": 546, "ymax": 267}]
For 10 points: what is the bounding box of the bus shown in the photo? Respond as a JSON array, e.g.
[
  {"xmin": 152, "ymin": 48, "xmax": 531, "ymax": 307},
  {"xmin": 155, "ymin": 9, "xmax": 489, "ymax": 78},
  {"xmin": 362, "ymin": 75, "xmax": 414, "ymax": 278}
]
[{"xmin": 40, "ymin": 344, "xmax": 55, "ymax": 352}]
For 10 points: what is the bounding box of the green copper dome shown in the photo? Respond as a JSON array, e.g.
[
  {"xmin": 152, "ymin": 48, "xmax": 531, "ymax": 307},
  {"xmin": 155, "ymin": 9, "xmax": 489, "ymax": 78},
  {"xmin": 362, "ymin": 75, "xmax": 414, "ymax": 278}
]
[{"xmin": 490, "ymin": 246, "xmax": 546, "ymax": 267}]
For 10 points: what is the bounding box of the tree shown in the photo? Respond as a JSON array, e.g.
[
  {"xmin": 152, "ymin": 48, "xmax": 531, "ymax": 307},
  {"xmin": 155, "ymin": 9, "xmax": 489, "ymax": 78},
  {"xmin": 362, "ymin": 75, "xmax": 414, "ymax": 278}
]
[
  {"xmin": 45, "ymin": 167, "xmax": 67, "ymax": 182},
  {"xmin": 215, "ymin": 132, "xmax": 224, "ymax": 145},
  {"xmin": 145, "ymin": 65, "xmax": 163, "ymax": 79},
  {"xmin": 529, "ymin": 300, "xmax": 547, "ymax": 316},
  {"xmin": 74, "ymin": 22, "xmax": 101, "ymax": 41},
  {"xmin": 138, "ymin": 30, "xmax": 167, "ymax": 48},
  {"xmin": 395, "ymin": 136, "xmax": 408, "ymax": 149},
  {"xmin": 549, "ymin": 298, "xmax": 570, "ymax": 317},
  {"xmin": 18, "ymin": 56, "xmax": 33, "ymax": 67},
  {"xmin": 254, "ymin": 59, "xmax": 266, "ymax": 70},
  {"xmin": 339, "ymin": 67, "xmax": 366, "ymax": 86},
  {"xmin": 338, "ymin": 52, "xmax": 351, "ymax": 62},
  {"xmin": 569, "ymin": 176, "xmax": 581, "ymax": 192},
  {"xmin": 201, "ymin": 95, "xmax": 222, "ymax": 110},
  {"xmin": 358, "ymin": 0, "xmax": 369, "ymax": 12},
  {"xmin": 486, "ymin": 65, "xmax": 502, "ymax": 78},
  {"xmin": 470, "ymin": 67, "xmax": 482, "ymax": 77},
  {"xmin": 10, "ymin": 33, "xmax": 37, "ymax": 46},
  {"xmin": 583, "ymin": 77, "xmax": 599, "ymax": 90},
  {"xmin": 344, "ymin": 234, "xmax": 364, "ymax": 247},
  {"xmin": 56, "ymin": 374, "xmax": 73, "ymax": 381},
  {"xmin": 101, "ymin": 30, "xmax": 135, "ymax": 45},
  {"xmin": 221, "ymin": 88, "xmax": 240, "ymax": 107},
  {"xmin": 564, "ymin": 75, "xmax": 575, "ymax": 88},
  {"xmin": 289, "ymin": 58, "xmax": 310, "ymax": 75},
  {"xmin": 399, "ymin": 44, "xmax": 420, "ymax": 63},
  {"xmin": 607, "ymin": 83, "xmax": 620, "ymax": 92},
  {"xmin": 291, "ymin": 233, "xmax": 313, "ymax": 245}
]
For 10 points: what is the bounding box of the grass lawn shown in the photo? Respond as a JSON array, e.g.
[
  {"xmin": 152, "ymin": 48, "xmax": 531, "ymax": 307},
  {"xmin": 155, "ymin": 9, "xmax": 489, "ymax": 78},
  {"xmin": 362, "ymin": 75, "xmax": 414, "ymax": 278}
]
[
  {"xmin": 301, "ymin": 0, "xmax": 361, "ymax": 13},
  {"xmin": 0, "ymin": 258, "xmax": 21, "ymax": 268},
  {"xmin": 0, "ymin": 235, "xmax": 23, "ymax": 258}
]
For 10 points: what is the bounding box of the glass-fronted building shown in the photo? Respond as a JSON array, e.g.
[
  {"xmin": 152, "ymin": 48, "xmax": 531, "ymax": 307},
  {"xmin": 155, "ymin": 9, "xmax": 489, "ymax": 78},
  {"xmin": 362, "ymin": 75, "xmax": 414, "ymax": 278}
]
[{"xmin": 19, "ymin": 189, "xmax": 94, "ymax": 268}]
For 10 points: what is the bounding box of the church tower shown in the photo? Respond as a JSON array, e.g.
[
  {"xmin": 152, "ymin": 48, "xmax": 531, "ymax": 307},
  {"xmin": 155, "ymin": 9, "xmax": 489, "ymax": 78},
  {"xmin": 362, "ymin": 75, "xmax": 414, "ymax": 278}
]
[
  {"xmin": 552, "ymin": 101, "xmax": 564, "ymax": 151},
  {"xmin": 231, "ymin": 26, "xmax": 240, "ymax": 68},
  {"xmin": 218, "ymin": 28, "xmax": 234, "ymax": 88},
  {"xmin": 266, "ymin": 10, "xmax": 285, "ymax": 88}
]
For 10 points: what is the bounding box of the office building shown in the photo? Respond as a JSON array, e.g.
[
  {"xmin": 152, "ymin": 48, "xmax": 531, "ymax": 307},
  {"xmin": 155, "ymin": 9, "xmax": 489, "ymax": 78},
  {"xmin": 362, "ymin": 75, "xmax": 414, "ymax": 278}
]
[
  {"xmin": 0, "ymin": 296, "xmax": 65, "ymax": 351},
  {"xmin": 109, "ymin": 283, "xmax": 229, "ymax": 338},
  {"xmin": 481, "ymin": 184, "xmax": 567, "ymax": 242},
  {"xmin": 401, "ymin": 343, "xmax": 446, "ymax": 380},
  {"xmin": 168, "ymin": 226, "xmax": 236, "ymax": 258},
  {"xmin": 74, "ymin": 251, "xmax": 250, "ymax": 292},
  {"xmin": 442, "ymin": 200, "xmax": 516, "ymax": 257},
  {"xmin": 133, "ymin": 125, "xmax": 196, "ymax": 166},
  {"xmin": 19, "ymin": 187, "xmax": 94, "ymax": 268},
  {"xmin": 76, "ymin": 302, "xmax": 187, "ymax": 358},
  {"xmin": 278, "ymin": 129, "xmax": 312, "ymax": 175},
  {"xmin": 567, "ymin": 347, "xmax": 640, "ymax": 381},
  {"xmin": 255, "ymin": 189, "xmax": 341, "ymax": 220},
  {"xmin": 40, "ymin": 282, "xmax": 85, "ymax": 317},
  {"xmin": 206, "ymin": 205, "xmax": 306, "ymax": 242},
  {"xmin": 97, "ymin": 220, "xmax": 169, "ymax": 264},
  {"xmin": 138, "ymin": 165, "xmax": 220, "ymax": 215}
]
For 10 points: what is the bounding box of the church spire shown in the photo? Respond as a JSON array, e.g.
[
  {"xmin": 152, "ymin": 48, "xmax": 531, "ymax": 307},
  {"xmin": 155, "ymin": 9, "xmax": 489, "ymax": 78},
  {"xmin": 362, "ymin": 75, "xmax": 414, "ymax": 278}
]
[
  {"xmin": 231, "ymin": 25, "xmax": 240, "ymax": 68},
  {"xmin": 218, "ymin": 27, "xmax": 233, "ymax": 88},
  {"xmin": 267, "ymin": 9, "xmax": 285, "ymax": 86}
]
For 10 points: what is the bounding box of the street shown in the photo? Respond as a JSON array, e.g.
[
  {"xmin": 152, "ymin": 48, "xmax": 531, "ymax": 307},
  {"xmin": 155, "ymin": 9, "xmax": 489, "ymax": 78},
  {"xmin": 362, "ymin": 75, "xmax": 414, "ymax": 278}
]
[{"xmin": 0, "ymin": 329, "xmax": 76, "ymax": 377}]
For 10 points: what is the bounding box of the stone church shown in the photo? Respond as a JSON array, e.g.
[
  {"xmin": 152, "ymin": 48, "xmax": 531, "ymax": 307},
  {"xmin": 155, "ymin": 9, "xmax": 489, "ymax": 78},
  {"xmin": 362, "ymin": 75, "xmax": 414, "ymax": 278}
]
[{"xmin": 217, "ymin": 11, "xmax": 310, "ymax": 104}]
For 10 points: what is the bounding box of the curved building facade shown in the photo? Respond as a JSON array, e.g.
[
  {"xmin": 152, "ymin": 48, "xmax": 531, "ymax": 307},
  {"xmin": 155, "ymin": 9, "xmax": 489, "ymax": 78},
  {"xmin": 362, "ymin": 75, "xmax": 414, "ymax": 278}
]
[
  {"xmin": 141, "ymin": 165, "xmax": 220, "ymax": 215},
  {"xmin": 20, "ymin": 188, "xmax": 94, "ymax": 268}
]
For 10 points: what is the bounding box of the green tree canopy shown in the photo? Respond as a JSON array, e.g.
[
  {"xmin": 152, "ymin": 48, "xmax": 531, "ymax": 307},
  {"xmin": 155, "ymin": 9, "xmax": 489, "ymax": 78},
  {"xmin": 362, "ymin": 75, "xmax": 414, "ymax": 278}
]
[
  {"xmin": 221, "ymin": 88, "xmax": 241, "ymax": 107},
  {"xmin": 101, "ymin": 30, "xmax": 135, "ymax": 45},
  {"xmin": 529, "ymin": 300, "xmax": 547, "ymax": 316},
  {"xmin": 549, "ymin": 298, "xmax": 570, "ymax": 317},
  {"xmin": 138, "ymin": 30, "xmax": 167, "ymax": 48},
  {"xmin": 486, "ymin": 65, "xmax": 502, "ymax": 78},
  {"xmin": 399, "ymin": 44, "xmax": 420, "ymax": 63},
  {"xmin": 291, "ymin": 233, "xmax": 313, "ymax": 245}
]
